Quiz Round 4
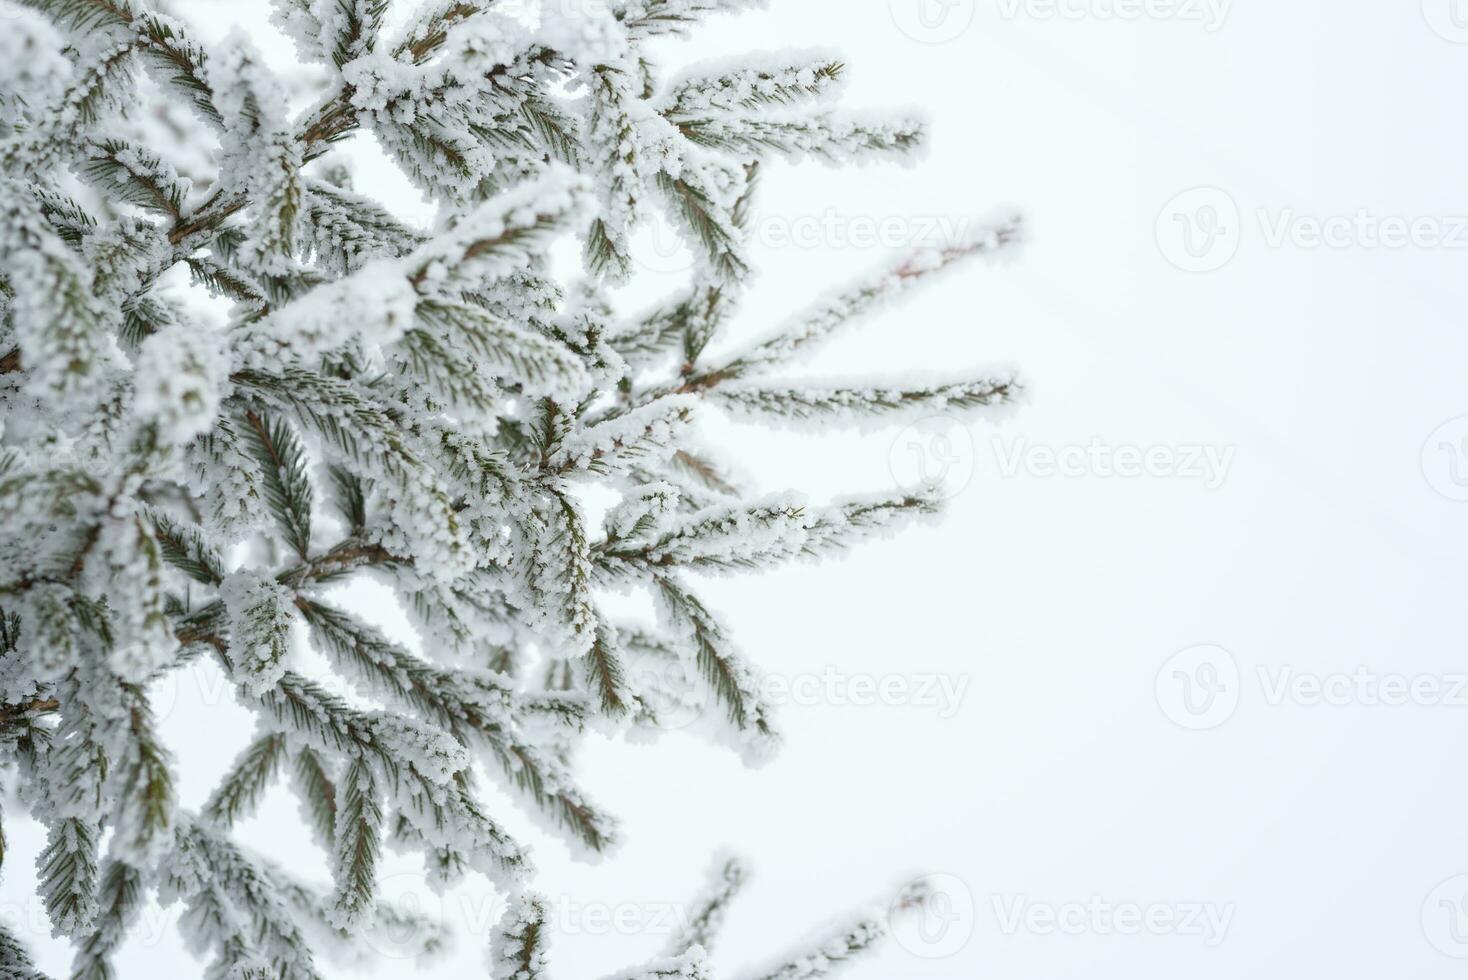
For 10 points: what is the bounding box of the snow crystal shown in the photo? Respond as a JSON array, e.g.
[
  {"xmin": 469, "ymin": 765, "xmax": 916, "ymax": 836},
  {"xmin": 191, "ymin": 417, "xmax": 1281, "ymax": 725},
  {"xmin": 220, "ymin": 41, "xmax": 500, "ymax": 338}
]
[
  {"xmin": 553, "ymin": 395, "xmax": 696, "ymax": 471},
  {"xmin": 595, "ymin": 945, "xmax": 709, "ymax": 980},
  {"xmin": 233, "ymin": 261, "xmax": 419, "ymax": 369},
  {"xmin": 220, "ymin": 571, "xmax": 297, "ymax": 696},
  {"xmin": 0, "ymin": 11, "xmax": 72, "ymax": 131},
  {"xmin": 539, "ymin": 0, "xmax": 627, "ymax": 67},
  {"xmin": 366, "ymin": 711, "xmax": 468, "ymax": 785},
  {"xmin": 133, "ymin": 320, "xmax": 231, "ymax": 446}
]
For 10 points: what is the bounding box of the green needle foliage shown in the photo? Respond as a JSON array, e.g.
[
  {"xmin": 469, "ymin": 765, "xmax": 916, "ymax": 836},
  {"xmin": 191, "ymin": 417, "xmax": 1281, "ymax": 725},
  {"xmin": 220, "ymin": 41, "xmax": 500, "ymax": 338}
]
[{"xmin": 0, "ymin": 0, "xmax": 1024, "ymax": 976}]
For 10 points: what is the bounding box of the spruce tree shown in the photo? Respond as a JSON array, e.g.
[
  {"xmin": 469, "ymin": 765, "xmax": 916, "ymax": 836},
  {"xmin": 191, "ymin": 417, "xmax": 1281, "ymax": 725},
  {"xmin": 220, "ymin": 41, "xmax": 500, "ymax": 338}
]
[{"xmin": 0, "ymin": 1, "xmax": 1023, "ymax": 976}]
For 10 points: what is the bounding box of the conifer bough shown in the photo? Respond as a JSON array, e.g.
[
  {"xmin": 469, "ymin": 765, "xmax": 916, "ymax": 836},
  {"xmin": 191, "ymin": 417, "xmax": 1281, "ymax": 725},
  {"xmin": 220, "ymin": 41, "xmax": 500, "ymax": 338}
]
[{"xmin": 0, "ymin": 0, "xmax": 1023, "ymax": 976}]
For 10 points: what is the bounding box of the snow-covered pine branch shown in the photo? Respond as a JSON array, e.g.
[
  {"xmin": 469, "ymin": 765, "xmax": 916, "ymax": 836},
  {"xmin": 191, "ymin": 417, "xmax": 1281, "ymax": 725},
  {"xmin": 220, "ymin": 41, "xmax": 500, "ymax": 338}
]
[
  {"xmin": 488, "ymin": 856, "xmax": 886, "ymax": 980},
  {"xmin": 0, "ymin": 0, "xmax": 1024, "ymax": 975}
]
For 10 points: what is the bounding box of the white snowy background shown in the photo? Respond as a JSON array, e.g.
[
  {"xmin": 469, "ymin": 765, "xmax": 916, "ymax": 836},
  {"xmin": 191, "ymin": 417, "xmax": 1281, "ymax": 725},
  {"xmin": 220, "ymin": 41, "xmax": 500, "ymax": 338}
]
[{"xmin": 6, "ymin": 0, "xmax": 1468, "ymax": 977}]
